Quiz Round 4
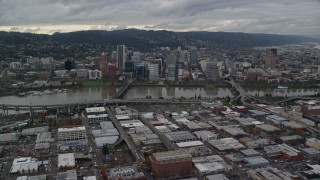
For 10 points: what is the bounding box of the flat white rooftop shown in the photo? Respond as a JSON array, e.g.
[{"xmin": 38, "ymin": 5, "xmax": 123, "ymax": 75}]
[
  {"xmin": 85, "ymin": 107, "xmax": 106, "ymax": 113},
  {"xmin": 176, "ymin": 141, "xmax": 204, "ymax": 148},
  {"xmin": 58, "ymin": 126, "xmax": 86, "ymax": 132},
  {"xmin": 87, "ymin": 114, "xmax": 108, "ymax": 118},
  {"xmin": 58, "ymin": 153, "xmax": 75, "ymax": 167}
]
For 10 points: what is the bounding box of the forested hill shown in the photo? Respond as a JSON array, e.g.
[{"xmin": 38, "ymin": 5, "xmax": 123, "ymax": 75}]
[{"xmin": 1, "ymin": 29, "xmax": 319, "ymax": 49}]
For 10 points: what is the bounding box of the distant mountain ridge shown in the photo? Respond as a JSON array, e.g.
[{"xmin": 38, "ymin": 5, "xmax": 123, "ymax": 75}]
[{"xmin": 1, "ymin": 29, "xmax": 319, "ymax": 50}]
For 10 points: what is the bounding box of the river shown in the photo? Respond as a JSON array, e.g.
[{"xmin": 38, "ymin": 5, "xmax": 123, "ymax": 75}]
[
  {"xmin": 1, "ymin": 86, "xmax": 319, "ymax": 107},
  {"xmin": 0, "ymin": 86, "xmax": 233, "ymax": 106}
]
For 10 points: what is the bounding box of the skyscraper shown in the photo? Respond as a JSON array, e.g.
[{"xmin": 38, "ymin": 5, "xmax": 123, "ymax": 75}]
[
  {"xmin": 41, "ymin": 57, "xmax": 55, "ymax": 73},
  {"xmin": 100, "ymin": 52, "xmax": 108, "ymax": 78},
  {"xmin": 205, "ymin": 62, "xmax": 219, "ymax": 81},
  {"xmin": 64, "ymin": 60, "xmax": 75, "ymax": 71},
  {"xmin": 149, "ymin": 63, "xmax": 159, "ymax": 82},
  {"xmin": 166, "ymin": 52, "xmax": 177, "ymax": 65},
  {"xmin": 117, "ymin": 45, "xmax": 126, "ymax": 71},
  {"xmin": 190, "ymin": 47, "xmax": 198, "ymax": 66},
  {"xmin": 265, "ymin": 48, "xmax": 277, "ymax": 69}
]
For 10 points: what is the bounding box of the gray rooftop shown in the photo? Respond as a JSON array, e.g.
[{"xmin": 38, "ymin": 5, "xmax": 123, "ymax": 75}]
[
  {"xmin": 256, "ymin": 124, "xmax": 281, "ymax": 132},
  {"xmin": 56, "ymin": 170, "xmax": 77, "ymax": 180},
  {"xmin": 240, "ymin": 149, "xmax": 260, "ymax": 157},
  {"xmin": 279, "ymin": 135, "xmax": 304, "ymax": 141},
  {"xmin": 206, "ymin": 174, "xmax": 229, "ymax": 180},
  {"xmin": 100, "ymin": 121, "xmax": 115, "ymax": 130},
  {"xmin": 244, "ymin": 156, "xmax": 270, "ymax": 166},
  {"xmin": 21, "ymin": 126, "xmax": 49, "ymax": 136},
  {"xmin": 0, "ymin": 132, "xmax": 20, "ymax": 143},
  {"xmin": 153, "ymin": 150, "xmax": 191, "ymax": 161},
  {"xmin": 165, "ymin": 131, "xmax": 197, "ymax": 142}
]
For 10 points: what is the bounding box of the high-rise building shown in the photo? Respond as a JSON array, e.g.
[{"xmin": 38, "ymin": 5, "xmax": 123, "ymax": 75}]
[
  {"xmin": 41, "ymin": 57, "xmax": 55, "ymax": 73},
  {"xmin": 107, "ymin": 63, "xmax": 117, "ymax": 81},
  {"xmin": 64, "ymin": 60, "xmax": 76, "ymax": 71},
  {"xmin": 154, "ymin": 58, "xmax": 163, "ymax": 76},
  {"xmin": 167, "ymin": 64, "xmax": 176, "ymax": 81},
  {"xmin": 117, "ymin": 45, "xmax": 126, "ymax": 71},
  {"xmin": 27, "ymin": 57, "xmax": 42, "ymax": 71},
  {"xmin": 190, "ymin": 47, "xmax": 198, "ymax": 66},
  {"xmin": 100, "ymin": 52, "xmax": 108, "ymax": 78},
  {"xmin": 136, "ymin": 63, "xmax": 148, "ymax": 81},
  {"xmin": 179, "ymin": 50, "xmax": 188, "ymax": 63},
  {"xmin": 149, "ymin": 64, "xmax": 159, "ymax": 82},
  {"xmin": 131, "ymin": 51, "xmax": 141, "ymax": 67},
  {"xmin": 125, "ymin": 61, "xmax": 134, "ymax": 73},
  {"xmin": 205, "ymin": 62, "xmax": 219, "ymax": 81},
  {"xmin": 166, "ymin": 52, "xmax": 177, "ymax": 65},
  {"xmin": 265, "ymin": 48, "xmax": 277, "ymax": 69},
  {"xmin": 150, "ymin": 150, "xmax": 192, "ymax": 179}
]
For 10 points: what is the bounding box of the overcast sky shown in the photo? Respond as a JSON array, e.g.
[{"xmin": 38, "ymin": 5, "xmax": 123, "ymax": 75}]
[{"xmin": 0, "ymin": 0, "xmax": 319, "ymax": 34}]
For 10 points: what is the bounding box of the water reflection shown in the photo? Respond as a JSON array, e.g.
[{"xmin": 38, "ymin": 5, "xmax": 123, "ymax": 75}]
[
  {"xmin": 123, "ymin": 87, "xmax": 233, "ymax": 99},
  {"xmin": 246, "ymin": 88, "xmax": 320, "ymax": 97}
]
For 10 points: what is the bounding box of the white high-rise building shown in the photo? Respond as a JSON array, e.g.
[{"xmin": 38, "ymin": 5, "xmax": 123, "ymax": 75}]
[
  {"xmin": 117, "ymin": 45, "xmax": 126, "ymax": 70},
  {"xmin": 149, "ymin": 64, "xmax": 160, "ymax": 82},
  {"xmin": 58, "ymin": 126, "xmax": 87, "ymax": 141},
  {"xmin": 131, "ymin": 51, "xmax": 141, "ymax": 66},
  {"xmin": 41, "ymin": 57, "xmax": 55, "ymax": 73}
]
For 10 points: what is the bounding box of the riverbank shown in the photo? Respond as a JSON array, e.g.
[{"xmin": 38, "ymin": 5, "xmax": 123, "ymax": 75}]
[
  {"xmin": 81, "ymin": 81, "xmax": 116, "ymax": 87},
  {"xmin": 241, "ymin": 83, "xmax": 320, "ymax": 89}
]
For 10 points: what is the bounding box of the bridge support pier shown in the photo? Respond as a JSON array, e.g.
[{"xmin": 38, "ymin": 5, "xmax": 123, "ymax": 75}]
[
  {"xmin": 56, "ymin": 108, "xmax": 59, "ymax": 116},
  {"xmin": 77, "ymin": 105, "xmax": 80, "ymax": 112},
  {"xmin": 3, "ymin": 107, "xmax": 8, "ymax": 116},
  {"xmin": 29, "ymin": 107, "xmax": 33, "ymax": 117},
  {"xmin": 68, "ymin": 106, "xmax": 71, "ymax": 114}
]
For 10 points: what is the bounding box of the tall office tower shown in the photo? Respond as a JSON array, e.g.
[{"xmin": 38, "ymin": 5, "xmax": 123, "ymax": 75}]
[
  {"xmin": 265, "ymin": 48, "xmax": 277, "ymax": 69},
  {"xmin": 64, "ymin": 60, "xmax": 76, "ymax": 71},
  {"xmin": 125, "ymin": 61, "xmax": 134, "ymax": 73},
  {"xmin": 131, "ymin": 51, "xmax": 141, "ymax": 66},
  {"xmin": 27, "ymin": 57, "xmax": 42, "ymax": 71},
  {"xmin": 190, "ymin": 47, "xmax": 198, "ymax": 66},
  {"xmin": 41, "ymin": 57, "xmax": 55, "ymax": 73},
  {"xmin": 179, "ymin": 50, "xmax": 188, "ymax": 63},
  {"xmin": 205, "ymin": 62, "xmax": 219, "ymax": 81},
  {"xmin": 117, "ymin": 45, "xmax": 126, "ymax": 71},
  {"xmin": 166, "ymin": 52, "xmax": 177, "ymax": 65},
  {"xmin": 149, "ymin": 63, "xmax": 160, "ymax": 82},
  {"xmin": 100, "ymin": 52, "xmax": 108, "ymax": 78},
  {"xmin": 136, "ymin": 63, "xmax": 148, "ymax": 81},
  {"xmin": 154, "ymin": 58, "xmax": 163, "ymax": 76},
  {"xmin": 167, "ymin": 64, "xmax": 176, "ymax": 81}
]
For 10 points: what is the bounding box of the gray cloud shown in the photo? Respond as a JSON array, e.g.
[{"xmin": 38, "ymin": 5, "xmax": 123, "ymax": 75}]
[{"xmin": 0, "ymin": 0, "xmax": 319, "ymax": 34}]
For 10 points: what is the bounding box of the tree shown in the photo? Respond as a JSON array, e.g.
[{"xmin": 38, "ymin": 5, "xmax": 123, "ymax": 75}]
[{"xmin": 102, "ymin": 144, "xmax": 109, "ymax": 155}]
